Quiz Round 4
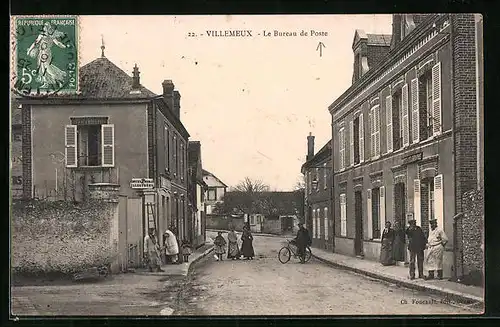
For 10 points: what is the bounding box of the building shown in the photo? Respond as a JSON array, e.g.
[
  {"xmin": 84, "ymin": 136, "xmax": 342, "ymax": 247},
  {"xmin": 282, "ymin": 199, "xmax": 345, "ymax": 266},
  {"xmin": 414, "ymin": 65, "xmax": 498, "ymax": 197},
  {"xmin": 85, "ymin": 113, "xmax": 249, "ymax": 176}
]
[
  {"xmin": 202, "ymin": 169, "xmax": 227, "ymax": 215},
  {"xmin": 188, "ymin": 141, "xmax": 208, "ymax": 248},
  {"xmin": 11, "ymin": 96, "xmax": 23, "ymax": 199},
  {"xmin": 475, "ymin": 14, "xmax": 483, "ymax": 191},
  {"xmin": 17, "ymin": 46, "xmax": 191, "ymax": 270},
  {"xmin": 301, "ymin": 134, "xmax": 333, "ymax": 250},
  {"xmin": 329, "ymin": 14, "xmax": 479, "ymax": 277}
]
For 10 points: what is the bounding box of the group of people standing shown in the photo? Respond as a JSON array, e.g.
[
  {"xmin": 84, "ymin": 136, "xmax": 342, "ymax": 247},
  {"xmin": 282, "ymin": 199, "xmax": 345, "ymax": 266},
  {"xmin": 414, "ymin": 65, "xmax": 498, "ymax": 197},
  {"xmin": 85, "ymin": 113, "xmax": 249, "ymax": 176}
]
[
  {"xmin": 213, "ymin": 223, "xmax": 255, "ymax": 261},
  {"xmin": 143, "ymin": 226, "xmax": 192, "ymax": 272},
  {"xmin": 379, "ymin": 218, "xmax": 449, "ymax": 280}
]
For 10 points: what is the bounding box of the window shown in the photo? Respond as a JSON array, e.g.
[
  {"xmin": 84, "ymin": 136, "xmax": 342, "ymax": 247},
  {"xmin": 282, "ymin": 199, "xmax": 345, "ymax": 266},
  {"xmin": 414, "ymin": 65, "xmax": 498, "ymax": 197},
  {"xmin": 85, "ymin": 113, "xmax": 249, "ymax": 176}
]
[
  {"xmin": 390, "ymin": 91, "xmax": 403, "ymax": 151},
  {"xmin": 323, "ymin": 163, "xmax": 327, "ymax": 189},
  {"xmin": 308, "ymin": 171, "xmax": 312, "ymax": 194},
  {"xmin": 312, "ymin": 209, "xmax": 317, "ymax": 238},
  {"xmin": 180, "ymin": 142, "xmax": 184, "ymax": 180},
  {"xmin": 416, "ymin": 71, "xmax": 433, "ymax": 141},
  {"xmin": 65, "ymin": 123, "xmax": 114, "ymax": 168},
  {"xmin": 316, "ymin": 168, "xmax": 319, "ymax": 191},
  {"xmin": 339, "ymin": 126, "xmax": 345, "ymax": 170},
  {"xmin": 353, "ymin": 116, "xmax": 361, "ymax": 164},
  {"xmin": 317, "ymin": 209, "xmax": 321, "ymax": 239},
  {"xmin": 207, "ymin": 188, "xmax": 217, "ymax": 201},
  {"xmin": 324, "ymin": 207, "xmax": 329, "ymax": 240},
  {"xmin": 402, "ymin": 84, "xmax": 410, "ymax": 147},
  {"xmin": 370, "ymin": 105, "xmax": 381, "ymax": 158},
  {"xmin": 250, "ymin": 214, "xmax": 256, "ymax": 225},
  {"xmin": 164, "ymin": 126, "xmax": 170, "ymax": 172},
  {"xmin": 340, "ymin": 194, "xmax": 347, "ymax": 237},
  {"xmin": 12, "ymin": 128, "xmax": 22, "ymax": 142},
  {"xmin": 371, "ymin": 188, "xmax": 381, "ymax": 239}
]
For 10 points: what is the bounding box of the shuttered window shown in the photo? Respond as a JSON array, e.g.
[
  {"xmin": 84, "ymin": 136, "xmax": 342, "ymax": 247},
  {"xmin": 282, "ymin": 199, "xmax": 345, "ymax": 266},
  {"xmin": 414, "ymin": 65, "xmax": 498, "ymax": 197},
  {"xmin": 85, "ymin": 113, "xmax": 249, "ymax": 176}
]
[
  {"xmin": 432, "ymin": 62, "xmax": 442, "ymax": 136},
  {"xmin": 164, "ymin": 126, "xmax": 170, "ymax": 172},
  {"xmin": 359, "ymin": 113, "xmax": 365, "ymax": 163},
  {"xmin": 101, "ymin": 124, "xmax": 115, "ymax": 167},
  {"xmin": 402, "ymin": 84, "xmax": 410, "ymax": 147},
  {"xmin": 65, "ymin": 125, "xmax": 78, "ymax": 168},
  {"xmin": 411, "ymin": 78, "xmax": 420, "ymax": 143},
  {"xmin": 340, "ymin": 194, "xmax": 347, "ymax": 237},
  {"xmin": 173, "ymin": 135, "xmax": 177, "ymax": 176},
  {"xmin": 414, "ymin": 179, "xmax": 421, "ymax": 226},
  {"xmin": 323, "ymin": 163, "xmax": 327, "ymax": 189},
  {"xmin": 370, "ymin": 105, "xmax": 381, "ymax": 158},
  {"xmin": 339, "ymin": 127, "xmax": 345, "ymax": 170},
  {"xmin": 180, "ymin": 142, "xmax": 184, "ymax": 180},
  {"xmin": 386, "ymin": 95, "xmax": 393, "ymax": 153},
  {"xmin": 324, "ymin": 207, "xmax": 329, "ymax": 240},
  {"xmin": 349, "ymin": 120, "xmax": 354, "ymax": 166},
  {"xmin": 434, "ymin": 174, "xmax": 444, "ymax": 231}
]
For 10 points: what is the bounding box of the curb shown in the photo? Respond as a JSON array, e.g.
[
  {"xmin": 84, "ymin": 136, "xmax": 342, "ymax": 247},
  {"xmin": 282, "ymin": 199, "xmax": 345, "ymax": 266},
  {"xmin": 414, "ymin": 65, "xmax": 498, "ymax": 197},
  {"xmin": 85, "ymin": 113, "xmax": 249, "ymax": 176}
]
[
  {"xmin": 186, "ymin": 245, "xmax": 214, "ymax": 273},
  {"xmin": 313, "ymin": 254, "xmax": 484, "ymax": 310}
]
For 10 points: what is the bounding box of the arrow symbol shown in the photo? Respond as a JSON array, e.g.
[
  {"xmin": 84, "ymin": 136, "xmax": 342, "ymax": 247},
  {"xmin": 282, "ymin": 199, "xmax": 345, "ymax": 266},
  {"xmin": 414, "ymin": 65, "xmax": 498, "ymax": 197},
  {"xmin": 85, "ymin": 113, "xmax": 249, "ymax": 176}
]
[{"xmin": 316, "ymin": 42, "xmax": 326, "ymax": 57}]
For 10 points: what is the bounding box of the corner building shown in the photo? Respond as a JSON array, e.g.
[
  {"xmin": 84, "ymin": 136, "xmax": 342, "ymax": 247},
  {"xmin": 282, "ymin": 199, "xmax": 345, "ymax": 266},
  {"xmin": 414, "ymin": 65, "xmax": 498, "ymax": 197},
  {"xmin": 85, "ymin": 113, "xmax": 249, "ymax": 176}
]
[{"xmin": 329, "ymin": 14, "xmax": 479, "ymax": 277}]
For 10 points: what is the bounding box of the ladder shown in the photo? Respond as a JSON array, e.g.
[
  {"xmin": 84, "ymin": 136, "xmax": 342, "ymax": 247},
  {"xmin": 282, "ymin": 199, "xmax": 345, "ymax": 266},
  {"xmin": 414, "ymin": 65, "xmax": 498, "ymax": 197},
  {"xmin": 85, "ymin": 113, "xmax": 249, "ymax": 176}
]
[{"xmin": 146, "ymin": 202, "xmax": 157, "ymax": 234}]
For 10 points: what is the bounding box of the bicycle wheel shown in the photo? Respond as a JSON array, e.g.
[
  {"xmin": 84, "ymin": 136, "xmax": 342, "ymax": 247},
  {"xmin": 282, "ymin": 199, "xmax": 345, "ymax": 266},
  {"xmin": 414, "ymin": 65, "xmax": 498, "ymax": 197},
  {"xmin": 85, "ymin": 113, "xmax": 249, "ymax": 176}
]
[
  {"xmin": 304, "ymin": 247, "xmax": 312, "ymax": 262},
  {"xmin": 278, "ymin": 247, "xmax": 291, "ymax": 264}
]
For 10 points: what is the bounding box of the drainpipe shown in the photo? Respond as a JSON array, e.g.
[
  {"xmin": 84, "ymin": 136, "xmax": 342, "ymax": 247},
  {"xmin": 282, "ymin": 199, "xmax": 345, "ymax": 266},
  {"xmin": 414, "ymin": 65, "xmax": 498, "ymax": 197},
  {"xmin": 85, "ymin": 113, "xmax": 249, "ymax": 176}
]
[{"xmin": 331, "ymin": 123, "xmax": 336, "ymax": 253}]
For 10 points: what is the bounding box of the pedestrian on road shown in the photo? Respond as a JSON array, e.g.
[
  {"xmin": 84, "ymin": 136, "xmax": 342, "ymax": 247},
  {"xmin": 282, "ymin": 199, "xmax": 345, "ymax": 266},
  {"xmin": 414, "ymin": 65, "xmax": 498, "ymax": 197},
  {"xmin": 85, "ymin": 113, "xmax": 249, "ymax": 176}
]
[
  {"xmin": 294, "ymin": 222, "xmax": 311, "ymax": 263},
  {"xmin": 392, "ymin": 221, "xmax": 406, "ymax": 262},
  {"xmin": 214, "ymin": 231, "xmax": 227, "ymax": 261},
  {"xmin": 424, "ymin": 219, "xmax": 448, "ymax": 280},
  {"xmin": 181, "ymin": 240, "xmax": 192, "ymax": 263},
  {"xmin": 144, "ymin": 228, "xmax": 163, "ymax": 272},
  {"xmin": 163, "ymin": 228, "xmax": 179, "ymax": 264},
  {"xmin": 227, "ymin": 226, "xmax": 241, "ymax": 260},
  {"xmin": 240, "ymin": 223, "xmax": 255, "ymax": 260},
  {"xmin": 380, "ymin": 221, "xmax": 396, "ymax": 266},
  {"xmin": 171, "ymin": 225, "xmax": 184, "ymax": 264},
  {"xmin": 405, "ymin": 219, "xmax": 427, "ymax": 280}
]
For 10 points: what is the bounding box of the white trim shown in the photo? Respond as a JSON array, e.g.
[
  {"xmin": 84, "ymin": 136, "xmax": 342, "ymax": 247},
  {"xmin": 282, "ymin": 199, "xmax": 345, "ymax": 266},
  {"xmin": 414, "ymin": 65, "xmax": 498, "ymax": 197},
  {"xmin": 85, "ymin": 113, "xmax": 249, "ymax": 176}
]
[{"xmin": 331, "ymin": 21, "xmax": 450, "ymax": 118}]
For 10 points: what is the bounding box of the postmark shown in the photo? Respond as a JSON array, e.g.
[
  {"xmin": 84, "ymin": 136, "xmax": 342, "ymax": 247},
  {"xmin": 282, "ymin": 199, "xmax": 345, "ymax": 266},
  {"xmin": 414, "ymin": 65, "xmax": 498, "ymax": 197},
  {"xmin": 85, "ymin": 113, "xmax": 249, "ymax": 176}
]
[{"xmin": 11, "ymin": 16, "xmax": 79, "ymax": 97}]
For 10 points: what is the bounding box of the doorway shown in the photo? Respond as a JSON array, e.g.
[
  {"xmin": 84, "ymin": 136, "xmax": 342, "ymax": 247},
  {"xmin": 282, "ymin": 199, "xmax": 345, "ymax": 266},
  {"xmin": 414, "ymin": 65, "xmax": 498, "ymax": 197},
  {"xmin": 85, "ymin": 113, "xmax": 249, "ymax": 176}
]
[
  {"xmin": 354, "ymin": 191, "xmax": 363, "ymax": 256},
  {"xmin": 394, "ymin": 183, "xmax": 406, "ymax": 262},
  {"xmin": 307, "ymin": 206, "xmax": 313, "ymax": 240}
]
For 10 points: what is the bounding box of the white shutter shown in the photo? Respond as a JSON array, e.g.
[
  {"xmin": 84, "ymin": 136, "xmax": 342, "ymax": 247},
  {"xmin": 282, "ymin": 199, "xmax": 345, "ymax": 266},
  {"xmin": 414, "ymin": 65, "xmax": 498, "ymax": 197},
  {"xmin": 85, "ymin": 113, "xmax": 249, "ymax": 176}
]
[
  {"xmin": 411, "ymin": 78, "xmax": 420, "ymax": 143},
  {"xmin": 323, "ymin": 163, "xmax": 327, "ymax": 188},
  {"xmin": 324, "ymin": 207, "xmax": 329, "ymax": 240},
  {"xmin": 369, "ymin": 109, "xmax": 374, "ymax": 158},
  {"xmin": 432, "ymin": 62, "xmax": 442, "ymax": 136},
  {"xmin": 312, "ymin": 210, "xmax": 316, "ymax": 238},
  {"xmin": 434, "ymin": 174, "xmax": 444, "ymax": 231},
  {"xmin": 65, "ymin": 125, "xmax": 78, "ymax": 168},
  {"xmin": 375, "ymin": 105, "xmax": 381, "ymax": 157},
  {"xmin": 340, "ymin": 194, "xmax": 347, "ymax": 237},
  {"xmin": 402, "ymin": 84, "xmax": 410, "ymax": 147},
  {"xmin": 101, "ymin": 124, "xmax": 115, "ymax": 167},
  {"xmin": 414, "ymin": 179, "xmax": 421, "ymax": 226},
  {"xmin": 350, "ymin": 120, "xmax": 354, "ymax": 166},
  {"xmin": 316, "ymin": 209, "xmax": 320, "ymax": 239},
  {"xmin": 379, "ymin": 186, "xmax": 386, "ymax": 235},
  {"xmin": 386, "ymin": 96, "xmax": 393, "ymax": 153},
  {"xmin": 367, "ymin": 189, "xmax": 373, "ymax": 239},
  {"xmin": 359, "ymin": 113, "xmax": 365, "ymax": 163}
]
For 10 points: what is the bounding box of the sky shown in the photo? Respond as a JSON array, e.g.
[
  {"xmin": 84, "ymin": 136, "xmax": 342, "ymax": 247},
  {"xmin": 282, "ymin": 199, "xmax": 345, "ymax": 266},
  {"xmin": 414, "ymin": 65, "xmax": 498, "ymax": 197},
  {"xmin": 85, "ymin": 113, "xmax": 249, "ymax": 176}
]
[{"xmin": 79, "ymin": 15, "xmax": 393, "ymax": 191}]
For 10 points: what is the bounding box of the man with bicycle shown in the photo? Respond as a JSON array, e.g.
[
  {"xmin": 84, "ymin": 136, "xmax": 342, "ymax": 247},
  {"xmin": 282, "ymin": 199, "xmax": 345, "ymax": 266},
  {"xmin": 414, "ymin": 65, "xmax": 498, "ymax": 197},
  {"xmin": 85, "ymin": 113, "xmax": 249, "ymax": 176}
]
[{"xmin": 295, "ymin": 222, "xmax": 311, "ymax": 263}]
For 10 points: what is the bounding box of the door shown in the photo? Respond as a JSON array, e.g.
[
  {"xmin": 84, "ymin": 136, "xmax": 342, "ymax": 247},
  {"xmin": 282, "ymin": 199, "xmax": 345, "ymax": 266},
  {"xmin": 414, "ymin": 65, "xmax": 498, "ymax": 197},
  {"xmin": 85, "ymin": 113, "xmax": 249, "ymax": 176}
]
[
  {"xmin": 394, "ymin": 183, "xmax": 406, "ymax": 262},
  {"xmin": 307, "ymin": 206, "xmax": 313, "ymax": 240},
  {"xmin": 354, "ymin": 191, "xmax": 363, "ymax": 256}
]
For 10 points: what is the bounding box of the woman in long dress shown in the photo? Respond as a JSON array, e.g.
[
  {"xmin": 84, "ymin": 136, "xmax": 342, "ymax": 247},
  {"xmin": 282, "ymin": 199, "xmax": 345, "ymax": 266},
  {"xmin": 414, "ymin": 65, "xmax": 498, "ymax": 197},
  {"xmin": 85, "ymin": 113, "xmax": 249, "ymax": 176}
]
[
  {"xmin": 26, "ymin": 22, "xmax": 68, "ymax": 88},
  {"xmin": 392, "ymin": 221, "xmax": 406, "ymax": 262},
  {"xmin": 240, "ymin": 224, "xmax": 255, "ymax": 260},
  {"xmin": 163, "ymin": 228, "xmax": 179, "ymax": 264},
  {"xmin": 380, "ymin": 221, "xmax": 396, "ymax": 266},
  {"xmin": 227, "ymin": 227, "xmax": 241, "ymax": 260}
]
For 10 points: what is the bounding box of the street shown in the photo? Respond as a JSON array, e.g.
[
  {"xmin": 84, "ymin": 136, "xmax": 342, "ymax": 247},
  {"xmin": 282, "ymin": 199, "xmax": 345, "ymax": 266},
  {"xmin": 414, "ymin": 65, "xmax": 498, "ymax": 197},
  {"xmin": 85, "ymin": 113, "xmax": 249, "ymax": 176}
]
[{"xmin": 174, "ymin": 233, "xmax": 477, "ymax": 315}]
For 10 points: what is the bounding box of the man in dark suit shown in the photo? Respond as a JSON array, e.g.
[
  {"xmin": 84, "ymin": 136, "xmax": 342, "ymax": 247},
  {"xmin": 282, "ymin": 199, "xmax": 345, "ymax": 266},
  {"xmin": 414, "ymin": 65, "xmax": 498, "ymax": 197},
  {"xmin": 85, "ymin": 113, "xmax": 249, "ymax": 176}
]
[
  {"xmin": 405, "ymin": 219, "xmax": 427, "ymax": 280},
  {"xmin": 295, "ymin": 222, "xmax": 312, "ymax": 264}
]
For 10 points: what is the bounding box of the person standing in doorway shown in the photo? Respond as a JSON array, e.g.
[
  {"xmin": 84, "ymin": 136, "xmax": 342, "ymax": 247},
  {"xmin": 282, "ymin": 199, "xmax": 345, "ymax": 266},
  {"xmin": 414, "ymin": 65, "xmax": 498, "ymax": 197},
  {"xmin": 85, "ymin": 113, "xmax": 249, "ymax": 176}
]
[
  {"xmin": 380, "ymin": 221, "xmax": 395, "ymax": 266},
  {"xmin": 405, "ymin": 219, "xmax": 427, "ymax": 280},
  {"xmin": 425, "ymin": 219, "xmax": 449, "ymax": 280},
  {"xmin": 143, "ymin": 228, "xmax": 163, "ymax": 272}
]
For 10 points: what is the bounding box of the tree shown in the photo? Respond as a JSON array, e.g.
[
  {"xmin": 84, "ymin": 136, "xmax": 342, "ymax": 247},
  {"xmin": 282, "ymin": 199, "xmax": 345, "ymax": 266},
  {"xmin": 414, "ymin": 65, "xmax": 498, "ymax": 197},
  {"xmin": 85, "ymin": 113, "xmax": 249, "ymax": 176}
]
[
  {"xmin": 232, "ymin": 177, "xmax": 270, "ymax": 193},
  {"xmin": 294, "ymin": 175, "xmax": 306, "ymax": 191}
]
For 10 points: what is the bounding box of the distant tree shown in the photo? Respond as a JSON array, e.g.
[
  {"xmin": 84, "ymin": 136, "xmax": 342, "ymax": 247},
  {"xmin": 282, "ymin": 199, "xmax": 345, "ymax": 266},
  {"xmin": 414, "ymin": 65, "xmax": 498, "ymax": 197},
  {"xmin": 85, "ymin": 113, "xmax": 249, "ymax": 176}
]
[{"xmin": 232, "ymin": 177, "xmax": 270, "ymax": 193}]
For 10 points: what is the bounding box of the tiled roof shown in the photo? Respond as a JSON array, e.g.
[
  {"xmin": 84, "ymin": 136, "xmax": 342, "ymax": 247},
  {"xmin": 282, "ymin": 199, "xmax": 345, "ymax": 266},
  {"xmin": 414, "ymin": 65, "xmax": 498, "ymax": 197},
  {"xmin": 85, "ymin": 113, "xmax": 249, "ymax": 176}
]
[
  {"xmin": 79, "ymin": 57, "xmax": 157, "ymax": 99},
  {"xmin": 202, "ymin": 169, "xmax": 228, "ymax": 188},
  {"xmin": 367, "ymin": 34, "xmax": 392, "ymax": 46}
]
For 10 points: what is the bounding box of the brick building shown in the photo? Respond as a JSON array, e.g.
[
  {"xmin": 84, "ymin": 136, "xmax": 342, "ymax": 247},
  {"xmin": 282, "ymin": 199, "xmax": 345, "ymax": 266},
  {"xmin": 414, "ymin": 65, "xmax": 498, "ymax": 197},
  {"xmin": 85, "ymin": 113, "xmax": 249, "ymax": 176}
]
[
  {"xmin": 17, "ymin": 47, "xmax": 192, "ymax": 268},
  {"xmin": 301, "ymin": 134, "xmax": 333, "ymax": 250},
  {"xmin": 329, "ymin": 14, "xmax": 480, "ymax": 278}
]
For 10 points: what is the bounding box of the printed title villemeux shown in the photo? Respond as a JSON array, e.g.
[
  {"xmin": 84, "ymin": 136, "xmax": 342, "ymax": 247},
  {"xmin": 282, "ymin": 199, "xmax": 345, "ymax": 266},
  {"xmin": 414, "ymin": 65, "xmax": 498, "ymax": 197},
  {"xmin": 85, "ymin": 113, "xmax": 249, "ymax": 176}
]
[{"xmin": 205, "ymin": 29, "xmax": 328, "ymax": 37}]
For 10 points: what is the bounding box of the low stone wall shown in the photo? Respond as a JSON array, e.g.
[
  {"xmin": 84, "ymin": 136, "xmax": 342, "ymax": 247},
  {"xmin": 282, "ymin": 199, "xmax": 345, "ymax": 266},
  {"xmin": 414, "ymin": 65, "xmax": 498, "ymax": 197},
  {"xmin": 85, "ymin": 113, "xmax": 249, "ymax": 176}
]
[
  {"xmin": 262, "ymin": 219, "xmax": 281, "ymax": 234},
  {"xmin": 11, "ymin": 199, "xmax": 118, "ymax": 275}
]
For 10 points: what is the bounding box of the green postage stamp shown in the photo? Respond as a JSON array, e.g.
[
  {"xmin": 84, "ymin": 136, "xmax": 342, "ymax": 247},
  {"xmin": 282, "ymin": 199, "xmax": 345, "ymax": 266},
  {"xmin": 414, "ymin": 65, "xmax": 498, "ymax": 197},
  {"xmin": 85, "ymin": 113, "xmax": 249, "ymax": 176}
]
[{"xmin": 12, "ymin": 16, "xmax": 79, "ymax": 96}]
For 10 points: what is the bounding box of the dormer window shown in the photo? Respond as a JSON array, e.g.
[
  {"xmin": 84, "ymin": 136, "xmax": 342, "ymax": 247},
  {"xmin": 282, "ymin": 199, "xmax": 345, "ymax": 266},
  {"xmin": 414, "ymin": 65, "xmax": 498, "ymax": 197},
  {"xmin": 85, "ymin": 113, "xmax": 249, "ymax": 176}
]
[{"xmin": 400, "ymin": 15, "xmax": 416, "ymax": 41}]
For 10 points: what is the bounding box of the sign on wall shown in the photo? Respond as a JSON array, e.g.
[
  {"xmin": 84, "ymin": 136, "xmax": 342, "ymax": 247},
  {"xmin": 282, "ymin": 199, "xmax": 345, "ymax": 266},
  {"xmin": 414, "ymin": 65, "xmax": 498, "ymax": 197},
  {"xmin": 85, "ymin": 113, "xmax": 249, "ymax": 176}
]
[{"xmin": 130, "ymin": 178, "xmax": 154, "ymax": 189}]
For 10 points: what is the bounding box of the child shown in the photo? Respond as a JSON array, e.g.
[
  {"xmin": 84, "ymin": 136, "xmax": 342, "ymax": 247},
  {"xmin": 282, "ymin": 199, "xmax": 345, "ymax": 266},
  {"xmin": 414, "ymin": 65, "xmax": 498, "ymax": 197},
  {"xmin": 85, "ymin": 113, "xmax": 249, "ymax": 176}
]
[
  {"xmin": 213, "ymin": 231, "xmax": 227, "ymax": 261},
  {"xmin": 181, "ymin": 240, "xmax": 192, "ymax": 262}
]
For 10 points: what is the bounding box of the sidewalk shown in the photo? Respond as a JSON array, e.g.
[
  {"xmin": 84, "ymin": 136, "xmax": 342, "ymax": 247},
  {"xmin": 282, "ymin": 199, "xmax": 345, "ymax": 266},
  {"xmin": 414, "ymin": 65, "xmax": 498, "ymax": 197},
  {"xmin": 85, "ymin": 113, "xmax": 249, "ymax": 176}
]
[
  {"xmin": 312, "ymin": 247, "xmax": 484, "ymax": 308},
  {"xmin": 134, "ymin": 242, "xmax": 214, "ymax": 277}
]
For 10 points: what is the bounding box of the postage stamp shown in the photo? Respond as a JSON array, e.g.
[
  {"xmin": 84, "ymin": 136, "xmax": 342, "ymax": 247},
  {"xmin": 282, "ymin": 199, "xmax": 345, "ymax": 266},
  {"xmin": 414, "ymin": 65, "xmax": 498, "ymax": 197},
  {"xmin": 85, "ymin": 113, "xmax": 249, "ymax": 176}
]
[{"xmin": 11, "ymin": 16, "xmax": 79, "ymax": 96}]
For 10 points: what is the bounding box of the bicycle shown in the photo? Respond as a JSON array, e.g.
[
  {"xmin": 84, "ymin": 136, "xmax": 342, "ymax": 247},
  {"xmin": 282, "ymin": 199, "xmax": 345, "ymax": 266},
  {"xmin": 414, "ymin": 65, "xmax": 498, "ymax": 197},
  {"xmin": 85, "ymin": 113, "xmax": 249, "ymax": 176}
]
[{"xmin": 278, "ymin": 239, "xmax": 312, "ymax": 264}]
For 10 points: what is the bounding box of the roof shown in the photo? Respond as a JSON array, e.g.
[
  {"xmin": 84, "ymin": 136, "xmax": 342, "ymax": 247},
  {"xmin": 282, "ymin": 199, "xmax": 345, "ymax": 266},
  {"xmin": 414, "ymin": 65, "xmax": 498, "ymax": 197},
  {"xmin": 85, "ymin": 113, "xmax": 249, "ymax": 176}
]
[
  {"xmin": 202, "ymin": 169, "xmax": 228, "ymax": 188},
  {"xmin": 79, "ymin": 57, "xmax": 157, "ymax": 99},
  {"xmin": 301, "ymin": 139, "xmax": 332, "ymax": 172},
  {"xmin": 367, "ymin": 34, "xmax": 392, "ymax": 46}
]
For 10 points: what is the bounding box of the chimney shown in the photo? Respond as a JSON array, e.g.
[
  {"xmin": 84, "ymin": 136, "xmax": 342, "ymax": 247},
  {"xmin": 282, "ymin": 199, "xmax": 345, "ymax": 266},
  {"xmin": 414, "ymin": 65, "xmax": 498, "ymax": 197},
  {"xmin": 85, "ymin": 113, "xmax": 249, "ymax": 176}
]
[
  {"xmin": 173, "ymin": 91, "xmax": 181, "ymax": 118},
  {"xmin": 132, "ymin": 64, "xmax": 140, "ymax": 89},
  {"xmin": 306, "ymin": 132, "xmax": 315, "ymax": 161},
  {"xmin": 162, "ymin": 80, "xmax": 175, "ymax": 114}
]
